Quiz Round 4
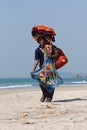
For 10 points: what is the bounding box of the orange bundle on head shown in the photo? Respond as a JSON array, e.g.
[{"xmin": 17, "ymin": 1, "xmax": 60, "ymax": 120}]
[{"xmin": 31, "ymin": 25, "xmax": 56, "ymax": 42}]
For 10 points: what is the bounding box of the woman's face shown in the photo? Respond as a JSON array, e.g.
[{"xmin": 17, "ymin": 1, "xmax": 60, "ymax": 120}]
[{"xmin": 39, "ymin": 39, "xmax": 45, "ymax": 48}]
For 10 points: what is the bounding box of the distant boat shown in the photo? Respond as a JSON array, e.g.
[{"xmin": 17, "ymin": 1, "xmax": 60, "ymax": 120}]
[{"xmin": 74, "ymin": 74, "xmax": 82, "ymax": 78}]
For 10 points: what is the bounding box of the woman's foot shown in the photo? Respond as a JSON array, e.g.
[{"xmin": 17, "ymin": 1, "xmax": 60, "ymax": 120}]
[
  {"xmin": 46, "ymin": 98, "xmax": 51, "ymax": 102},
  {"xmin": 40, "ymin": 95, "xmax": 46, "ymax": 102}
]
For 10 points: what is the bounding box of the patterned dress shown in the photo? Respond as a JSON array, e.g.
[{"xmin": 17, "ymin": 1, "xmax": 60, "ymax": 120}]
[{"xmin": 31, "ymin": 45, "xmax": 63, "ymax": 94}]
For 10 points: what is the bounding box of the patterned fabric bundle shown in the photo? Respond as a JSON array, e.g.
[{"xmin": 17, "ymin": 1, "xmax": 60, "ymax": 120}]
[
  {"xmin": 31, "ymin": 57, "xmax": 63, "ymax": 88},
  {"xmin": 31, "ymin": 25, "xmax": 56, "ymax": 41}
]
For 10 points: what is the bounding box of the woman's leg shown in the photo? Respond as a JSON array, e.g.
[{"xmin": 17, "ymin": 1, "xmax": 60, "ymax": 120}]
[
  {"xmin": 45, "ymin": 87, "xmax": 55, "ymax": 102},
  {"xmin": 39, "ymin": 82, "xmax": 48, "ymax": 102},
  {"xmin": 39, "ymin": 82, "xmax": 55, "ymax": 102}
]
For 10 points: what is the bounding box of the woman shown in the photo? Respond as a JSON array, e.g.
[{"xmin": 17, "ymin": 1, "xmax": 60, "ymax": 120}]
[{"xmin": 31, "ymin": 36, "xmax": 62, "ymax": 102}]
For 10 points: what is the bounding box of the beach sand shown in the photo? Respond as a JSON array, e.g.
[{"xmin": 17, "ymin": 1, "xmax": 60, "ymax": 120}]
[{"xmin": 0, "ymin": 86, "xmax": 87, "ymax": 130}]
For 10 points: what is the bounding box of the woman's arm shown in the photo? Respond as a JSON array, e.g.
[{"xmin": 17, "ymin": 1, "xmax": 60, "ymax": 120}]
[{"xmin": 32, "ymin": 60, "xmax": 39, "ymax": 71}]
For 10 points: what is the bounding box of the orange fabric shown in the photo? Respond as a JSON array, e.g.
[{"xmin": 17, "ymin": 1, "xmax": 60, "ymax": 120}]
[
  {"xmin": 35, "ymin": 25, "xmax": 55, "ymax": 34},
  {"xmin": 33, "ymin": 34, "xmax": 43, "ymax": 40},
  {"xmin": 32, "ymin": 25, "xmax": 56, "ymax": 41}
]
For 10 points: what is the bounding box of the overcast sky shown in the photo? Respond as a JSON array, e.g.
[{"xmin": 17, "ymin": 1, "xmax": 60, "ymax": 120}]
[{"xmin": 0, "ymin": 0, "xmax": 87, "ymax": 78}]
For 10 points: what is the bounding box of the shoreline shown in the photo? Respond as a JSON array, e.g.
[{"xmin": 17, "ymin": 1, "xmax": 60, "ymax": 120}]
[{"xmin": 0, "ymin": 85, "xmax": 87, "ymax": 94}]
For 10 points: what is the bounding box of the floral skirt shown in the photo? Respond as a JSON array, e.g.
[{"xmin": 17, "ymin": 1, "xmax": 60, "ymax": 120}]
[{"xmin": 31, "ymin": 57, "xmax": 63, "ymax": 94}]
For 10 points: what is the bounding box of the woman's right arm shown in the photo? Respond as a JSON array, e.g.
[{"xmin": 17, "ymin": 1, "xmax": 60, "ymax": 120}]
[{"xmin": 32, "ymin": 60, "xmax": 39, "ymax": 71}]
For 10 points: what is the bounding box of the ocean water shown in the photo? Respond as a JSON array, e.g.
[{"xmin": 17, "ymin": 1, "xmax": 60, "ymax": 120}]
[{"xmin": 0, "ymin": 77, "xmax": 87, "ymax": 89}]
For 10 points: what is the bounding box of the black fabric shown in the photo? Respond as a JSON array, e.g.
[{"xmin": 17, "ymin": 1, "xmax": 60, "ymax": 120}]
[
  {"xmin": 35, "ymin": 47, "xmax": 44, "ymax": 68},
  {"xmin": 39, "ymin": 83, "xmax": 55, "ymax": 100}
]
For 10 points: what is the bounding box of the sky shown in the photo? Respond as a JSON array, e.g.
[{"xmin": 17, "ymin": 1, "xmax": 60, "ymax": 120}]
[{"xmin": 0, "ymin": 0, "xmax": 87, "ymax": 78}]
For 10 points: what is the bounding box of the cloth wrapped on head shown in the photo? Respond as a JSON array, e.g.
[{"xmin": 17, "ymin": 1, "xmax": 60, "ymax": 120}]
[{"xmin": 31, "ymin": 25, "xmax": 56, "ymax": 42}]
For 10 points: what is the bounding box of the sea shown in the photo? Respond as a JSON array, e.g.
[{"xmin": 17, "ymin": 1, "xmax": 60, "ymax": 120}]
[{"xmin": 0, "ymin": 77, "xmax": 87, "ymax": 90}]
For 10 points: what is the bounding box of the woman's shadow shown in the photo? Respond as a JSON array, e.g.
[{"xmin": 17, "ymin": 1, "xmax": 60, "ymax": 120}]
[{"xmin": 52, "ymin": 98, "xmax": 87, "ymax": 103}]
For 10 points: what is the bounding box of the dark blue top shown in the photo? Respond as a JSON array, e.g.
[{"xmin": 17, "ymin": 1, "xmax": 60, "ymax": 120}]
[
  {"xmin": 35, "ymin": 46, "xmax": 44, "ymax": 68},
  {"xmin": 35, "ymin": 45, "xmax": 56, "ymax": 68}
]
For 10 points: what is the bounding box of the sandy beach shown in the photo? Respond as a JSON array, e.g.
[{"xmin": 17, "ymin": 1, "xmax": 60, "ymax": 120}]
[{"xmin": 0, "ymin": 86, "xmax": 87, "ymax": 130}]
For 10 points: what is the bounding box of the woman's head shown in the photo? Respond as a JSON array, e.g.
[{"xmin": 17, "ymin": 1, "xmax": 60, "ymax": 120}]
[
  {"xmin": 37, "ymin": 36, "xmax": 46, "ymax": 43},
  {"xmin": 37, "ymin": 36, "xmax": 47, "ymax": 48}
]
